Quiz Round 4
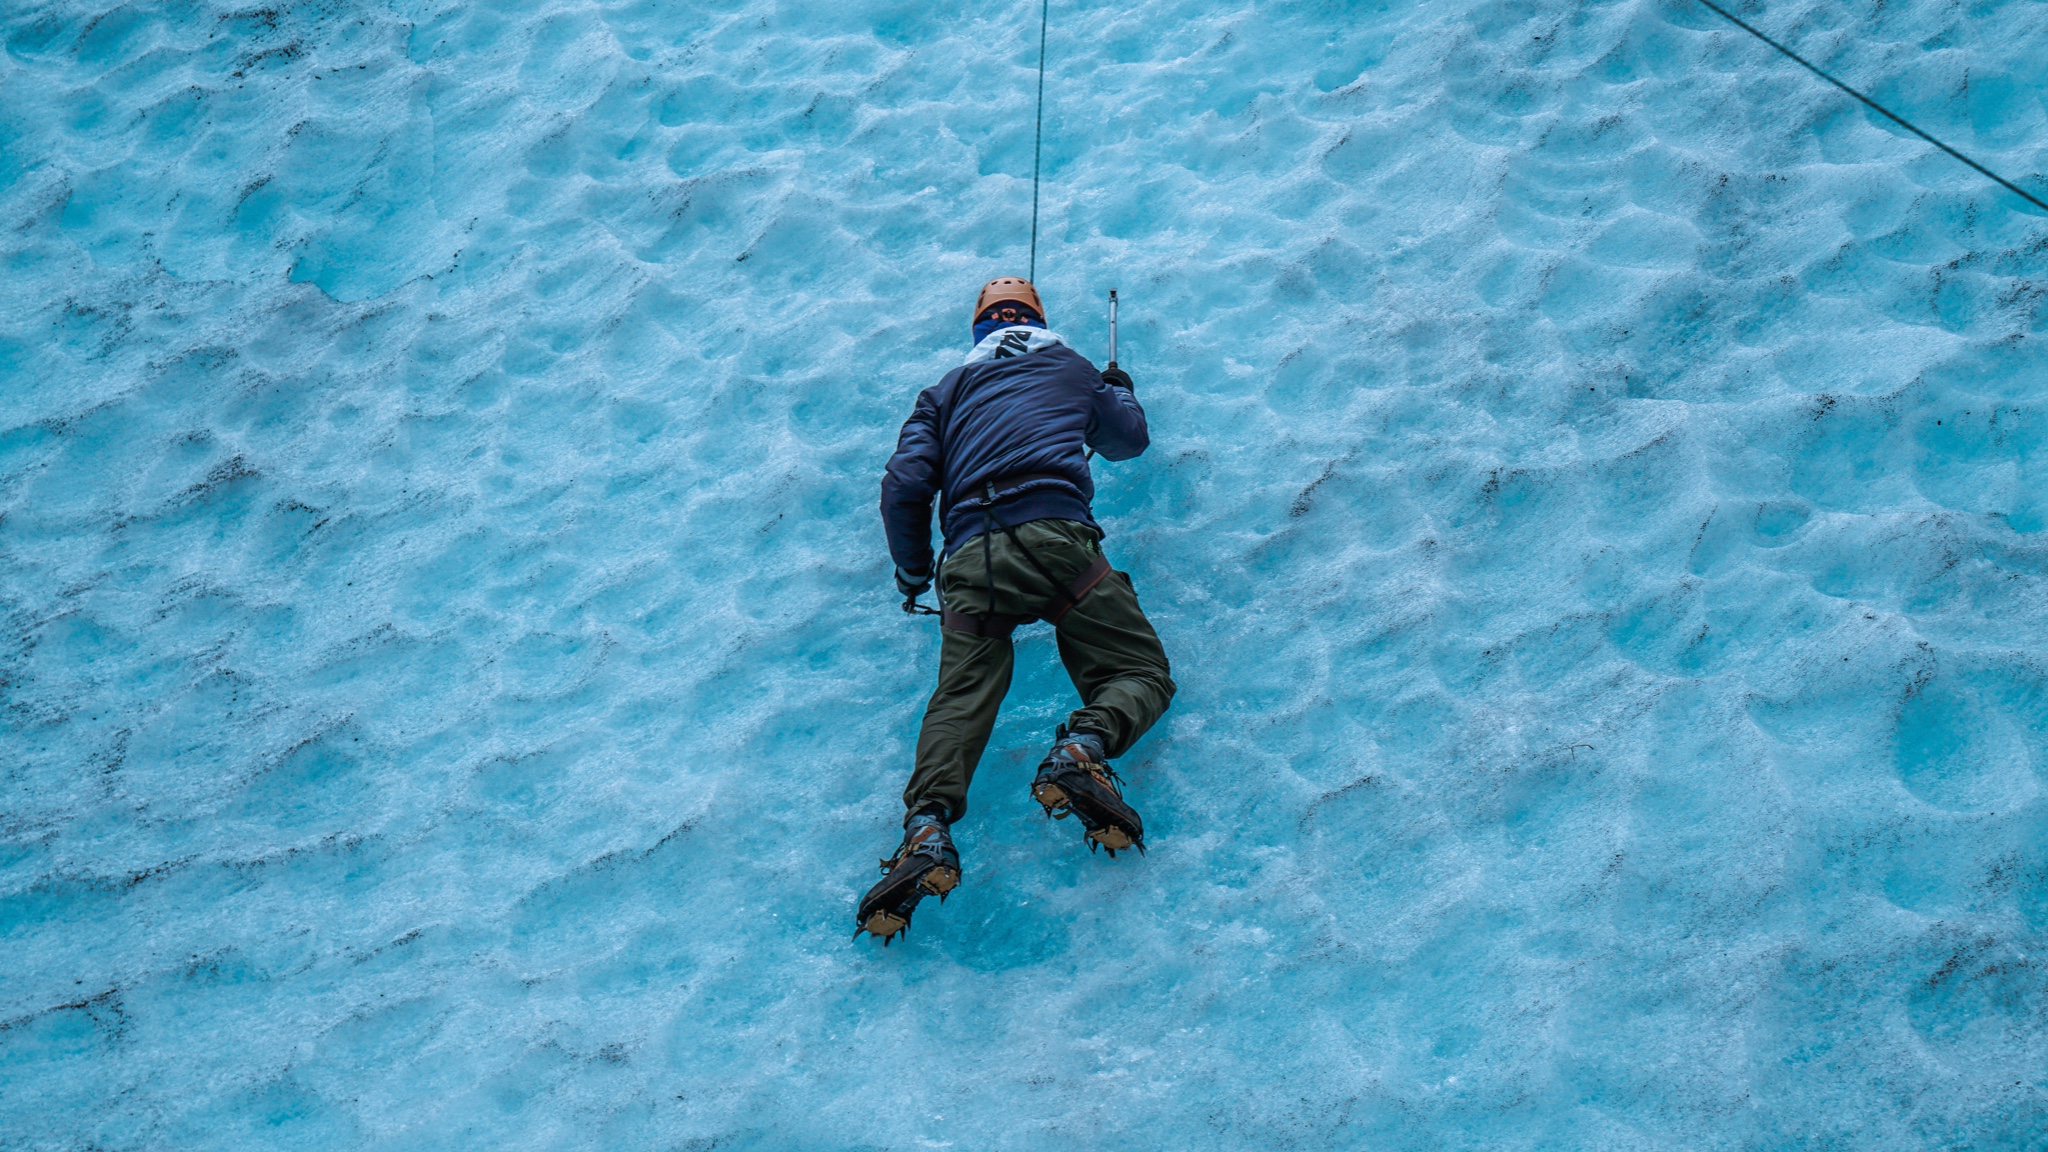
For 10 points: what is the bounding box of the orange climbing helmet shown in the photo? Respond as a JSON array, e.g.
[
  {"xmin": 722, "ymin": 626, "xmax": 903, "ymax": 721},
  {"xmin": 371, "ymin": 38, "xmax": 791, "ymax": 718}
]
[{"xmin": 974, "ymin": 277, "xmax": 1045, "ymax": 324}]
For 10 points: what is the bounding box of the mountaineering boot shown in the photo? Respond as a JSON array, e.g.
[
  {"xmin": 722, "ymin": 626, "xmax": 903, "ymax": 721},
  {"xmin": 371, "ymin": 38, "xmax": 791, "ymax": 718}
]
[
  {"xmin": 1031, "ymin": 727, "xmax": 1145, "ymax": 856},
  {"xmin": 855, "ymin": 812, "xmax": 961, "ymax": 944}
]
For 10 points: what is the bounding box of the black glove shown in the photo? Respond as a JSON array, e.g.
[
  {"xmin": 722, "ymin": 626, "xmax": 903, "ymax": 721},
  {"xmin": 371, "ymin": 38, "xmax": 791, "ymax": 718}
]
[
  {"xmin": 895, "ymin": 566, "xmax": 932, "ymax": 598},
  {"xmin": 1102, "ymin": 365, "xmax": 1134, "ymax": 393}
]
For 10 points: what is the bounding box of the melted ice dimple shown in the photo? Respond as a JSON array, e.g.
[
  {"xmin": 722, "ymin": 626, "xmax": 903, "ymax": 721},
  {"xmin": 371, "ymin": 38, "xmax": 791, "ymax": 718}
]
[{"xmin": 3, "ymin": 0, "xmax": 2046, "ymax": 1147}]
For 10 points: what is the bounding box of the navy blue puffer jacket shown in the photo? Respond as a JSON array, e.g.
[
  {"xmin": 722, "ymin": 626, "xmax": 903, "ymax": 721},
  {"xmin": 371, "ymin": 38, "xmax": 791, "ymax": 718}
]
[{"xmin": 881, "ymin": 329, "xmax": 1149, "ymax": 578}]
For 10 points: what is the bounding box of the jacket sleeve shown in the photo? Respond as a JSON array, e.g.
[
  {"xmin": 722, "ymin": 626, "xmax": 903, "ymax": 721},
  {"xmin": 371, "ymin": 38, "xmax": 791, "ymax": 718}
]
[
  {"xmin": 879, "ymin": 380, "xmax": 949, "ymax": 577},
  {"xmin": 1085, "ymin": 369, "xmax": 1150, "ymax": 462}
]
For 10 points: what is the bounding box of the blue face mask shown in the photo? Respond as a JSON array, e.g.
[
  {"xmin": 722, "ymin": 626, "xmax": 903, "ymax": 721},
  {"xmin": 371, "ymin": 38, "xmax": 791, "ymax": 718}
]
[{"xmin": 973, "ymin": 305, "xmax": 1045, "ymax": 345}]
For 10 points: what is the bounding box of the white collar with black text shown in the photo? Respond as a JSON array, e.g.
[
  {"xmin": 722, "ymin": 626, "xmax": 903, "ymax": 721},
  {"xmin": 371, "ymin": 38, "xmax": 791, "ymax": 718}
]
[{"xmin": 963, "ymin": 325, "xmax": 1067, "ymax": 365}]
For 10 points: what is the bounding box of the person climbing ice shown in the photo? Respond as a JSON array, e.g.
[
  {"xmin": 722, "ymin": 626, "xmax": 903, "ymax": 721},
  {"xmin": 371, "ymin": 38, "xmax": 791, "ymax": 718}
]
[{"xmin": 856, "ymin": 277, "xmax": 1177, "ymax": 943}]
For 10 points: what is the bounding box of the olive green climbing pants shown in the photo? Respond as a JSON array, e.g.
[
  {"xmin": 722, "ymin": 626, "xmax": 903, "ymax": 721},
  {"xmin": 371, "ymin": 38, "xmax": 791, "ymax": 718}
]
[{"xmin": 903, "ymin": 518, "xmax": 1175, "ymax": 823}]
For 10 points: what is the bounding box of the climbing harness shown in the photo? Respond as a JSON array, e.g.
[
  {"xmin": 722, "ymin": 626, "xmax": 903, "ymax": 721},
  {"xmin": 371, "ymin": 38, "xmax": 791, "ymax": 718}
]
[
  {"xmin": 1694, "ymin": 0, "xmax": 2047, "ymax": 213},
  {"xmin": 936, "ymin": 479, "xmax": 1113, "ymax": 639}
]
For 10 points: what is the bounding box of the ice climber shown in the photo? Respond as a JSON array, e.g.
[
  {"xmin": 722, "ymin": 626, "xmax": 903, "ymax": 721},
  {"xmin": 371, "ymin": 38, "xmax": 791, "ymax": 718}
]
[{"xmin": 857, "ymin": 277, "xmax": 1176, "ymax": 943}]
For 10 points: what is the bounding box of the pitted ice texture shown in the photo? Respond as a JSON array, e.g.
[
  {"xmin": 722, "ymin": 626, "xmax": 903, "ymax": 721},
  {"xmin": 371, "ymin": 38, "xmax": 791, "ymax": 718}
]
[{"xmin": 3, "ymin": 0, "xmax": 2045, "ymax": 1147}]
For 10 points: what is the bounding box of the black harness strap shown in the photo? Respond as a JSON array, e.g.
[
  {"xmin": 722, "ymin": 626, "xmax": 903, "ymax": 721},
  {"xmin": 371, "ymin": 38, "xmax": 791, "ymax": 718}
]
[
  {"xmin": 939, "ymin": 470, "xmax": 1074, "ymax": 524},
  {"xmin": 983, "ymin": 480, "xmax": 998, "ymax": 628}
]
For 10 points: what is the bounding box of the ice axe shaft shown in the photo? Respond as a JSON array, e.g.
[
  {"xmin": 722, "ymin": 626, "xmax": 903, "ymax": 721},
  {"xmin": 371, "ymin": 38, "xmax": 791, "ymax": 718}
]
[{"xmin": 1107, "ymin": 289, "xmax": 1118, "ymax": 367}]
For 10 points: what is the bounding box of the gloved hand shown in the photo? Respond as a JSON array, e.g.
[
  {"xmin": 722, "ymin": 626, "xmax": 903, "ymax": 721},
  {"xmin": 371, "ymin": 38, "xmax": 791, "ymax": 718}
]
[
  {"xmin": 1102, "ymin": 365, "xmax": 1134, "ymax": 393},
  {"xmin": 895, "ymin": 566, "xmax": 932, "ymax": 598}
]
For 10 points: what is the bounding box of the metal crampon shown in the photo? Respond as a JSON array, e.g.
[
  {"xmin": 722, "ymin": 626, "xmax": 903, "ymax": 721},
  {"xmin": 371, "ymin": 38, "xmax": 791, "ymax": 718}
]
[
  {"xmin": 855, "ymin": 814, "xmax": 960, "ymax": 943},
  {"xmin": 1032, "ymin": 736, "xmax": 1145, "ymax": 857}
]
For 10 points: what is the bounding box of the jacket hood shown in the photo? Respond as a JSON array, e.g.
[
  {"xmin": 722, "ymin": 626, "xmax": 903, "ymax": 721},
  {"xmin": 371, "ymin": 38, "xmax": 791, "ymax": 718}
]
[{"xmin": 964, "ymin": 326, "xmax": 1067, "ymax": 366}]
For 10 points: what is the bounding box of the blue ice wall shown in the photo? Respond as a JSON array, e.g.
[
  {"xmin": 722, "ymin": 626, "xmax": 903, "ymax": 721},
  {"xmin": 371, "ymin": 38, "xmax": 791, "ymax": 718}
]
[{"xmin": 3, "ymin": 0, "xmax": 2047, "ymax": 1147}]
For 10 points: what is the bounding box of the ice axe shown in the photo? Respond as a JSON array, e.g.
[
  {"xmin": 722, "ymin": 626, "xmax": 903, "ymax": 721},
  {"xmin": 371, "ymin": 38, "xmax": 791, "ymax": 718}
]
[
  {"xmin": 1082, "ymin": 288, "xmax": 1120, "ymax": 464},
  {"xmin": 1106, "ymin": 288, "xmax": 1118, "ymax": 369}
]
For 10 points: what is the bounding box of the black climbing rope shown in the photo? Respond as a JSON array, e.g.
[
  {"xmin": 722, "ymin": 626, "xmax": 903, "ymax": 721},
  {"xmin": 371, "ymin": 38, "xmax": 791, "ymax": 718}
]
[
  {"xmin": 1029, "ymin": 0, "xmax": 1050, "ymax": 278},
  {"xmin": 1693, "ymin": 0, "xmax": 2047, "ymax": 213}
]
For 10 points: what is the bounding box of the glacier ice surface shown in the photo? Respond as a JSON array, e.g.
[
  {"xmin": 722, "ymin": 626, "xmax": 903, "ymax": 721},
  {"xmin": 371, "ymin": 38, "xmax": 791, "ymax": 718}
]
[{"xmin": 3, "ymin": 0, "xmax": 2047, "ymax": 1147}]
